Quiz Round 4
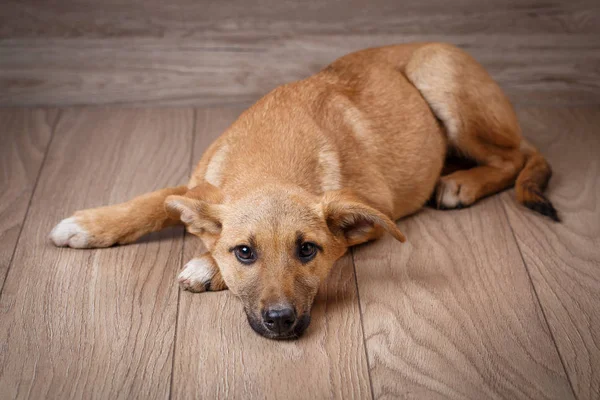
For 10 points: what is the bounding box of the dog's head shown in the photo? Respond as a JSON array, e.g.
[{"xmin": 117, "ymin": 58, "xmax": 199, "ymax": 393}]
[{"xmin": 166, "ymin": 183, "xmax": 405, "ymax": 339}]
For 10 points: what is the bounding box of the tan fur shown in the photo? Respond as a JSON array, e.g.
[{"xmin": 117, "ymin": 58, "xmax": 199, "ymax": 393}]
[
  {"xmin": 50, "ymin": 43, "xmax": 557, "ymax": 338},
  {"xmin": 50, "ymin": 186, "xmax": 187, "ymax": 248},
  {"xmin": 204, "ymin": 144, "xmax": 229, "ymax": 187}
]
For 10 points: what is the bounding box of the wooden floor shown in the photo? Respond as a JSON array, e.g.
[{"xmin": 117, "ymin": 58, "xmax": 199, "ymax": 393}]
[
  {"xmin": 0, "ymin": 105, "xmax": 597, "ymax": 399},
  {"xmin": 1, "ymin": 0, "xmax": 599, "ymax": 398}
]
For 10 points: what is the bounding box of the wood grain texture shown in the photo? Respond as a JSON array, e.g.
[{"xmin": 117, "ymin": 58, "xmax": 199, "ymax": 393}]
[
  {"xmin": 0, "ymin": 0, "xmax": 599, "ymax": 107},
  {"xmin": 0, "ymin": 108, "xmax": 193, "ymax": 399},
  {"xmin": 353, "ymin": 197, "xmax": 575, "ymax": 399},
  {"xmin": 503, "ymin": 108, "xmax": 600, "ymax": 400},
  {"xmin": 171, "ymin": 108, "xmax": 371, "ymax": 399},
  {"xmin": 2, "ymin": 0, "xmax": 599, "ymax": 38},
  {"xmin": 0, "ymin": 108, "xmax": 57, "ymax": 290}
]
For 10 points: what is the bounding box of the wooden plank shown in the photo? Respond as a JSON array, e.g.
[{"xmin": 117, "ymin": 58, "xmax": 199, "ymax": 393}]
[
  {"xmin": 1, "ymin": 0, "xmax": 598, "ymax": 107},
  {"xmin": 171, "ymin": 108, "xmax": 372, "ymax": 399},
  {"xmin": 353, "ymin": 197, "xmax": 575, "ymax": 399},
  {"xmin": 502, "ymin": 107, "xmax": 600, "ymax": 400},
  {"xmin": 1, "ymin": 0, "xmax": 598, "ymax": 38},
  {"xmin": 0, "ymin": 108, "xmax": 193, "ymax": 399},
  {"xmin": 0, "ymin": 108, "xmax": 57, "ymax": 290},
  {"xmin": 0, "ymin": 33, "xmax": 598, "ymax": 107}
]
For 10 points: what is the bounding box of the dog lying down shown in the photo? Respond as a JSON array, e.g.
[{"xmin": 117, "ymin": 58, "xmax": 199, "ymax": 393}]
[{"xmin": 50, "ymin": 43, "xmax": 558, "ymax": 340}]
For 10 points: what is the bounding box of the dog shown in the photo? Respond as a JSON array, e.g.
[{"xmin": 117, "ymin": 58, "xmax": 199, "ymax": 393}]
[{"xmin": 50, "ymin": 43, "xmax": 558, "ymax": 340}]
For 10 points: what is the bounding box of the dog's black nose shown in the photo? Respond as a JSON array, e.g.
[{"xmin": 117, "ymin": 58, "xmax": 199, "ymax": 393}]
[{"xmin": 263, "ymin": 306, "xmax": 296, "ymax": 334}]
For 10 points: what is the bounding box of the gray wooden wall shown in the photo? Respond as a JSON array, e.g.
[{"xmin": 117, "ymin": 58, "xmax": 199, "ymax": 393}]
[{"xmin": 1, "ymin": 0, "xmax": 599, "ymax": 107}]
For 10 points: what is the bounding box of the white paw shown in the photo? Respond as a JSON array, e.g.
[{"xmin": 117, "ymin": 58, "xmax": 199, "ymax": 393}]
[
  {"xmin": 49, "ymin": 217, "xmax": 90, "ymax": 248},
  {"xmin": 178, "ymin": 258, "xmax": 216, "ymax": 292},
  {"xmin": 437, "ymin": 179, "xmax": 462, "ymax": 209}
]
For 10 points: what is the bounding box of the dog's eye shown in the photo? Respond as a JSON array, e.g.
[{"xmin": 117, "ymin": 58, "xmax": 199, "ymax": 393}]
[
  {"xmin": 234, "ymin": 245, "xmax": 257, "ymax": 264},
  {"xmin": 298, "ymin": 242, "xmax": 318, "ymax": 262}
]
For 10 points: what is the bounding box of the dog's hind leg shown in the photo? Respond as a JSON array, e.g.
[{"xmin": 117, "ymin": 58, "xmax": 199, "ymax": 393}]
[
  {"xmin": 50, "ymin": 186, "xmax": 188, "ymax": 248},
  {"xmin": 404, "ymin": 43, "xmax": 556, "ymax": 217}
]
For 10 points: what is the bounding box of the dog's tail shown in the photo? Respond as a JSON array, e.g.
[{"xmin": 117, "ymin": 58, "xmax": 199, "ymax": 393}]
[{"xmin": 515, "ymin": 139, "xmax": 559, "ymax": 221}]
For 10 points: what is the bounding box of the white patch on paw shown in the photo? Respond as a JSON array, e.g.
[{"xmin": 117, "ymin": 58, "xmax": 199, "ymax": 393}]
[
  {"xmin": 438, "ymin": 180, "xmax": 461, "ymax": 209},
  {"xmin": 178, "ymin": 258, "xmax": 215, "ymax": 292},
  {"xmin": 49, "ymin": 217, "xmax": 90, "ymax": 248}
]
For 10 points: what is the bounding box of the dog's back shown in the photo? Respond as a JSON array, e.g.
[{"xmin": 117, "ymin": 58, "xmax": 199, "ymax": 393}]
[{"xmin": 190, "ymin": 42, "xmax": 557, "ymax": 221}]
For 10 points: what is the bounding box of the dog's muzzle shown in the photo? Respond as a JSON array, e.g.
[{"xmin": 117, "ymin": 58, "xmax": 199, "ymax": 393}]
[{"xmin": 246, "ymin": 307, "xmax": 311, "ymax": 340}]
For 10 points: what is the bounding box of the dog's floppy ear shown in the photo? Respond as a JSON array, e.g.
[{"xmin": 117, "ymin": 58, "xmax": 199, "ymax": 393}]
[
  {"xmin": 321, "ymin": 190, "xmax": 406, "ymax": 246},
  {"xmin": 165, "ymin": 183, "xmax": 223, "ymax": 235}
]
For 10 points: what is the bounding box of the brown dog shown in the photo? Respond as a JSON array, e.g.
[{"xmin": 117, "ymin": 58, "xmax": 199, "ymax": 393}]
[{"xmin": 50, "ymin": 43, "xmax": 558, "ymax": 339}]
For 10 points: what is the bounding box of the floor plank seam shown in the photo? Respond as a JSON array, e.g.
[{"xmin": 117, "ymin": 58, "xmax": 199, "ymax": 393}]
[
  {"xmin": 168, "ymin": 280, "xmax": 183, "ymax": 400},
  {"xmin": 350, "ymin": 247, "xmax": 376, "ymax": 400},
  {"xmin": 499, "ymin": 200, "xmax": 578, "ymax": 399},
  {"xmin": 0, "ymin": 108, "xmax": 62, "ymax": 297},
  {"xmin": 12, "ymin": 100, "xmax": 600, "ymax": 109},
  {"xmin": 167, "ymin": 108, "xmax": 197, "ymax": 400}
]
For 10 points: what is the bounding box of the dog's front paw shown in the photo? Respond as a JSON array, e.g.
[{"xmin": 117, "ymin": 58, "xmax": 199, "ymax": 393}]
[
  {"xmin": 50, "ymin": 208, "xmax": 128, "ymax": 248},
  {"xmin": 178, "ymin": 256, "xmax": 227, "ymax": 293},
  {"xmin": 50, "ymin": 217, "xmax": 91, "ymax": 248}
]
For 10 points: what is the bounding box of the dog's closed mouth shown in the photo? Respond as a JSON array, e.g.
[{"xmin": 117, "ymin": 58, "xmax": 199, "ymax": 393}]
[{"xmin": 246, "ymin": 312, "xmax": 311, "ymax": 340}]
